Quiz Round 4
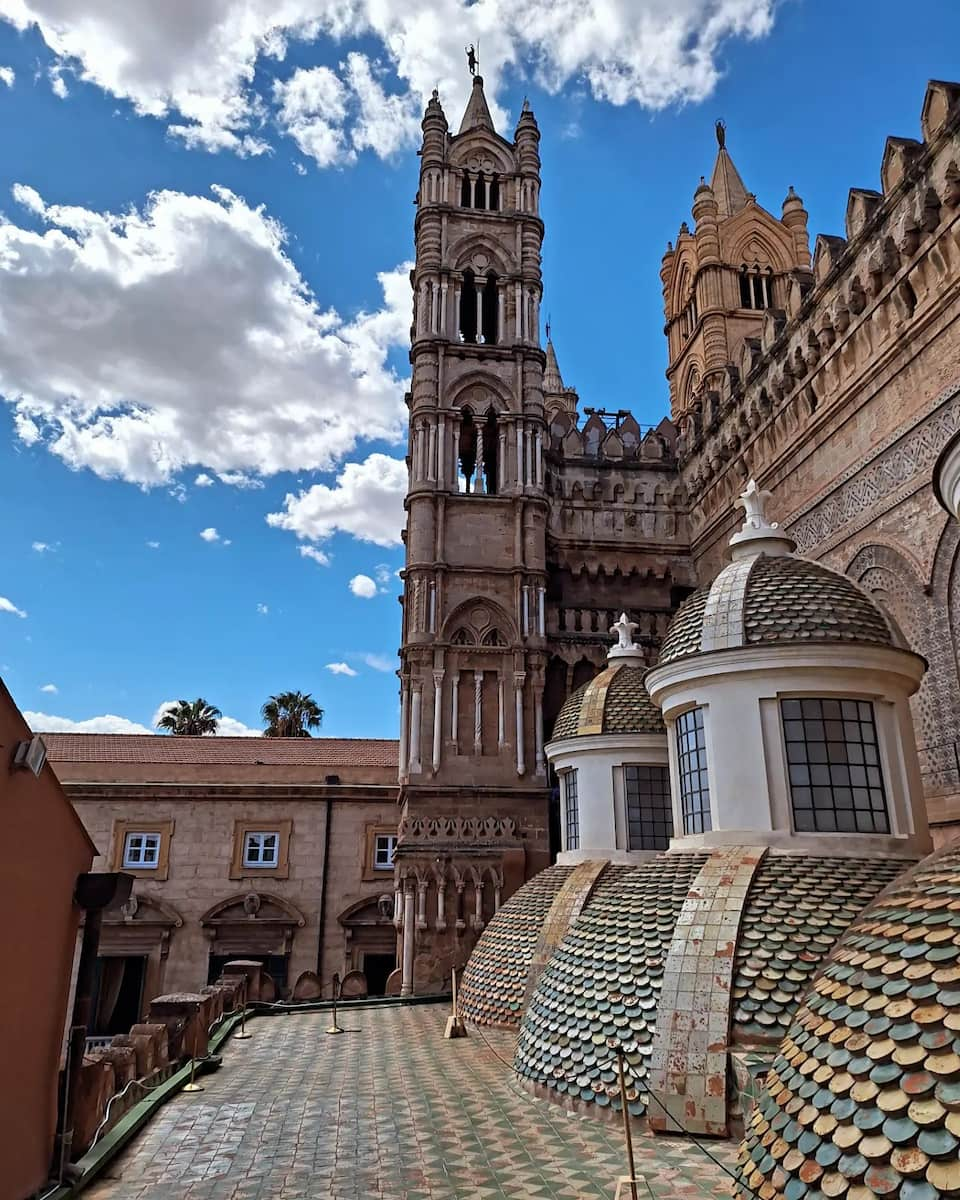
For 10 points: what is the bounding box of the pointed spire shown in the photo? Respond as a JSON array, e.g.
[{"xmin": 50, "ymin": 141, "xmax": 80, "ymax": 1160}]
[
  {"xmin": 543, "ymin": 336, "xmax": 565, "ymax": 395},
  {"xmin": 458, "ymin": 75, "xmax": 495, "ymax": 134},
  {"xmin": 709, "ymin": 121, "xmax": 749, "ymax": 218}
]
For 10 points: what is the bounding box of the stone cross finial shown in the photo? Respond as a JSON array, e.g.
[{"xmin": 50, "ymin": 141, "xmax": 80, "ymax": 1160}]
[
  {"xmin": 610, "ymin": 612, "xmax": 639, "ymax": 650},
  {"xmin": 736, "ymin": 478, "xmax": 778, "ymax": 531}
]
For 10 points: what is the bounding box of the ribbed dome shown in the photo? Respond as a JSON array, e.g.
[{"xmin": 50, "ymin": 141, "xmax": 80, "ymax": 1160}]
[
  {"xmin": 551, "ymin": 663, "xmax": 665, "ymax": 741},
  {"xmin": 734, "ymin": 843, "xmax": 960, "ymax": 1200},
  {"xmin": 658, "ymin": 554, "xmax": 896, "ymax": 667}
]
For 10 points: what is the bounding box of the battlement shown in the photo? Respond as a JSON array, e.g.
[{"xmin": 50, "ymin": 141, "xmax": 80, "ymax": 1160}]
[{"xmin": 678, "ymin": 79, "xmax": 960, "ymax": 555}]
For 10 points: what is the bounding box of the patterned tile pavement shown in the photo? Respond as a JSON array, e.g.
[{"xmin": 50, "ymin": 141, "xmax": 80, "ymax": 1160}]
[{"xmin": 84, "ymin": 1005, "xmax": 740, "ymax": 1200}]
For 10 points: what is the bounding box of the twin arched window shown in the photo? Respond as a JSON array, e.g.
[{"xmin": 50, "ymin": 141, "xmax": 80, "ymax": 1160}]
[
  {"xmin": 740, "ymin": 265, "xmax": 774, "ymax": 310},
  {"xmin": 460, "ymin": 171, "xmax": 500, "ymax": 211},
  {"xmin": 459, "ymin": 269, "xmax": 498, "ymax": 345},
  {"xmin": 457, "ymin": 407, "xmax": 499, "ymax": 494}
]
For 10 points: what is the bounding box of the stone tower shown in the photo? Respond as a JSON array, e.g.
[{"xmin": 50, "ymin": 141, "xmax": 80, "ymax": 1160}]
[
  {"xmin": 660, "ymin": 122, "xmax": 812, "ymax": 430},
  {"xmin": 394, "ymin": 75, "xmax": 552, "ymax": 993}
]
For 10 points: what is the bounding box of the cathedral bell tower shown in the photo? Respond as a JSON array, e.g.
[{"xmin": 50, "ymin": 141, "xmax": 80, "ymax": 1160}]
[{"xmin": 394, "ymin": 66, "xmax": 551, "ymax": 994}]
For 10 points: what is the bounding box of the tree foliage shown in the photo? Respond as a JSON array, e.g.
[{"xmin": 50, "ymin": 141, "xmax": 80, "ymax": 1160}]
[{"xmin": 261, "ymin": 691, "xmax": 323, "ymax": 738}]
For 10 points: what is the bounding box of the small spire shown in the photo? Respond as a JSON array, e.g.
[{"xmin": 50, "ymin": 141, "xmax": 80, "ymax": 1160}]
[
  {"xmin": 458, "ymin": 74, "xmax": 495, "ymax": 134},
  {"xmin": 608, "ymin": 613, "xmax": 644, "ymax": 661},
  {"xmin": 709, "ymin": 122, "xmax": 749, "ymax": 218},
  {"xmin": 543, "ymin": 336, "xmax": 564, "ymax": 395}
]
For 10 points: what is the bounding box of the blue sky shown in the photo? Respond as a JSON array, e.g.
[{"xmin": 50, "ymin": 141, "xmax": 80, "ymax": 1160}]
[{"xmin": 0, "ymin": 0, "xmax": 957, "ymax": 738}]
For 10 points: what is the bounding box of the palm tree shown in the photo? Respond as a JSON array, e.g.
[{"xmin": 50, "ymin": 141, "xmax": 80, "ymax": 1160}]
[
  {"xmin": 156, "ymin": 698, "xmax": 222, "ymax": 736},
  {"xmin": 261, "ymin": 691, "xmax": 323, "ymax": 738}
]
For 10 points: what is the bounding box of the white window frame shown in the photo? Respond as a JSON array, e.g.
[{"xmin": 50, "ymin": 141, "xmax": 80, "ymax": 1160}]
[
  {"xmin": 243, "ymin": 830, "xmax": 280, "ymax": 868},
  {"xmin": 122, "ymin": 831, "xmax": 161, "ymax": 869},
  {"xmin": 374, "ymin": 834, "xmax": 397, "ymax": 870}
]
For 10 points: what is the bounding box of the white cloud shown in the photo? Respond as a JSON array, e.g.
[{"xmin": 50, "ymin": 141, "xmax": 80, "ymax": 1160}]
[
  {"xmin": 362, "ymin": 652, "xmax": 395, "ymax": 673},
  {"xmin": 31, "ymin": 540, "xmax": 56, "ymax": 553},
  {"xmin": 194, "ymin": 472, "xmax": 214, "ymax": 487},
  {"xmin": 298, "ymin": 544, "xmax": 331, "ymax": 567},
  {"xmin": 0, "ymin": 595, "xmax": 27, "ymax": 618},
  {"xmin": 256, "ymin": 602, "xmax": 269, "ymax": 614},
  {"xmin": 0, "ymin": 183, "xmax": 410, "ymax": 485},
  {"xmin": 26, "ymin": 710, "xmax": 152, "ymax": 734},
  {"xmin": 0, "ymin": 65, "xmax": 13, "ymax": 88},
  {"xmin": 48, "ymin": 64, "xmax": 68, "ymax": 98},
  {"xmin": 274, "ymin": 65, "xmax": 351, "ymax": 168},
  {"xmin": 217, "ymin": 471, "xmax": 264, "ymax": 489},
  {"xmin": 146, "ymin": 539, "xmax": 160, "ymax": 549},
  {"xmin": 349, "ymin": 573, "xmax": 378, "ymax": 599},
  {"xmin": 267, "ymin": 452, "xmax": 406, "ymax": 551},
  {"xmin": 40, "ymin": 682, "xmax": 58, "ymax": 693},
  {"xmin": 374, "ymin": 563, "xmax": 394, "ymax": 585},
  {"xmin": 199, "ymin": 527, "xmax": 220, "ymax": 542},
  {"xmin": 325, "ymin": 661, "xmax": 358, "ymax": 676},
  {"xmin": 0, "ymin": 2, "xmax": 776, "ymax": 160}
]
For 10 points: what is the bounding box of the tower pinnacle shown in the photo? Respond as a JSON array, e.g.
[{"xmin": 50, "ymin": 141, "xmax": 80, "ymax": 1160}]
[
  {"xmin": 458, "ymin": 74, "xmax": 495, "ymax": 134},
  {"xmin": 708, "ymin": 123, "xmax": 749, "ymax": 218}
]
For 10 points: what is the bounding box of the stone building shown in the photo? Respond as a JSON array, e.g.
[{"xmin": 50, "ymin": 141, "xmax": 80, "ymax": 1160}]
[
  {"xmin": 396, "ymin": 76, "xmax": 960, "ymax": 994},
  {"xmin": 46, "ymin": 733, "xmax": 400, "ymax": 1027}
]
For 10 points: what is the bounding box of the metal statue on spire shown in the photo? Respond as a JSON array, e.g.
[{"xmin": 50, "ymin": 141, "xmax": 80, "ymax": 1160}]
[
  {"xmin": 465, "ymin": 44, "xmax": 478, "ymax": 76},
  {"xmin": 715, "ymin": 118, "xmax": 726, "ymax": 149}
]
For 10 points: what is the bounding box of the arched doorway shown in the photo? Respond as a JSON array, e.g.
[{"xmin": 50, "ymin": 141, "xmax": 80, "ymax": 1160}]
[{"xmin": 338, "ymin": 897, "xmax": 398, "ymax": 995}]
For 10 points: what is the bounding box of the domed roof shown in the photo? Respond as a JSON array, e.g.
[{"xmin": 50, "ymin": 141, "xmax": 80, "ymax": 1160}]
[
  {"xmin": 658, "ymin": 554, "xmax": 896, "ymax": 667},
  {"xmin": 497, "ymin": 848, "xmax": 910, "ymax": 1123},
  {"xmin": 551, "ymin": 662, "xmax": 665, "ymax": 741},
  {"xmin": 734, "ymin": 842, "xmax": 960, "ymax": 1200}
]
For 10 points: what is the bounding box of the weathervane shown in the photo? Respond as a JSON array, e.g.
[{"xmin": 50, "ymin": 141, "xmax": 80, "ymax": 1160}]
[{"xmin": 465, "ymin": 44, "xmax": 478, "ymax": 77}]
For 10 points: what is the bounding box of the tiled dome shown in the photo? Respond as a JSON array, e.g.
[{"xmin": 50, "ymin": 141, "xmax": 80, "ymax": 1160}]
[
  {"xmin": 658, "ymin": 555, "xmax": 896, "ymax": 668},
  {"xmin": 510, "ymin": 850, "xmax": 913, "ymax": 1122},
  {"xmin": 734, "ymin": 843, "xmax": 960, "ymax": 1200},
  {"xmin": 459, "ymin": 863, "xmax": 575, "ymax": 1027},
  {"xmin": 550, "ymin": 663, "xmax": 665, "ymax": 741}
]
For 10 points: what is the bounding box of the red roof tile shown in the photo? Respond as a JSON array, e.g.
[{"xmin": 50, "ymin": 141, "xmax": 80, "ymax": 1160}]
[{"xmin": 42, "ymin": 733, "xmax": 399, "ymax": 768}]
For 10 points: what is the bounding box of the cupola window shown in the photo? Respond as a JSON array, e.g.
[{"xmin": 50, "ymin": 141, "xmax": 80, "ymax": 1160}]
[
  {"xmin": 676, "ymin": 707, "xmax": 711, "ymax": 834},
  {"xmin": 624, "ymin": 764, "xmax": 673, "ymax": 851},
  {"xmin": 739, "ymin": 265, "xmax": 774, "ymax": 310},
  {"xmin": 782, "ymin": 698, "xmax": 890, "ymax": 834},
  {"xmin": 562, "ymin": 770, "xmax": 580, "ymax": 850}
]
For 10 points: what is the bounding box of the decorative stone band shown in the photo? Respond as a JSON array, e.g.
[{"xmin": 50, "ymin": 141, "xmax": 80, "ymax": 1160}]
[
  {"xmin": 648, "ymin": 845, "xmax": 767, "ymax": 1138},
  {"xmin": 523, "ymin": 859, "xmax": 609, "ymax": 1007},
  {"xmin": 397, "ymin": 815, "xmax": 519, "ymax": 846}
]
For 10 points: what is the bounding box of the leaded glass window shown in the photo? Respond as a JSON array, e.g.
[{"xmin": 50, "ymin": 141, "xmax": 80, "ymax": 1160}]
[
  {"xmin": 624, "ymin": 765, "xmax": 673, "ymax": 851},
  {"xmin": 563, "ymin": 770, "xmax": 580, "ymax": 850},
  {"xmin": 781, "ymin": 698, "xmax": 889, "ymax": 834},
  {"xmin": 676, "ymin": 708, "xmax": 711, "ymax": 834}
]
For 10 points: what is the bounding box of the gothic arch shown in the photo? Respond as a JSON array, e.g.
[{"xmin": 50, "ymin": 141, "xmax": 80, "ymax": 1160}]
[
  {"xmin": 669, "ymin": 250, "xmax": 698, "ymax": 316},
  {"xmin": 440, "ymin": 597, "xmax": 517, "ymax": 646},
  {"xmin": 450, "ymin": 372, "xmax": 512, "ymax": 413},
  {"xmin": 446, "ymin": 233, "xmax": 511, "ymax": 277},
  {"xmin": 724, "ymin": 210, "xmax": 796, "ymax": 275},
  {"xmin": 678, "ymin": 360, "xmax": 703, "ymax": 412},
  {"xmin": 448, "ymin": 136, "xmax": 514, "ymax": 174}
]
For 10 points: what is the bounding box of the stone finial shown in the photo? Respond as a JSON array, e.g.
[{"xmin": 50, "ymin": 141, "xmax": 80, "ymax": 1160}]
[
  {"xmin": 729, "ymin": 479, "xmax": 795, "ymax": 560},
  {"xmin": 608, "ymin": 612, "xmax": 644, "ymax": 661}
]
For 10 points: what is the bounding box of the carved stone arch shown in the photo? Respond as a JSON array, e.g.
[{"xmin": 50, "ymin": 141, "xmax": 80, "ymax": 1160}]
[
  {"xmin": 337, "ymin": 895, "xmax": 393, "ymax": 928},
  {"xmin": 446, "ymin": 232, "xmax": 511, "ymax": 277},
  {"xmin": 678, "ymin": 359, "xmax": 703, "ymax": 412},
  {"xmin": 725, "ymin": 209, "xmax": 797, "ymax": 275},
  {"xmin": 448, "ymin": 134, "xmax": 514, "ymax": 175},
  {"xmin": 669, "ymin": 250, "xmax": 698, "ymax": 316},
  {"xmin": 440, "ymin": 597, "xmax": 518, "ymax": 646},
  {"xmin": 450, "ymin": 372, "xmax": 512, "ymax": 414}
]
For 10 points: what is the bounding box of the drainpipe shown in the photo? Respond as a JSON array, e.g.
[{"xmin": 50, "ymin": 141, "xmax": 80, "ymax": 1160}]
[
  {"xmin": 54, "ymin": 871, "xmax": 132, "ymax": 1181},
  {"xmin": 316, "ymin": 794, "xmax": 333, "ymax": 977}
]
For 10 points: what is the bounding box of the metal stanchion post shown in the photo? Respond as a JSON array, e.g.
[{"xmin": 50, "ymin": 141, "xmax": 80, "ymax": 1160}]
[
  {"xmin": 234, "ymin": 979, "xmax": 252, "ymax": 1040},
  {"xmin": 326, "ymin": 972, "xmax": 343, "ymax": 1035},
  {"xmin": 615, "ymin": 1046, "xmax": 639, "ymax": 1200},
  {"xmin": 183, "ymin": 1002, "xmax": 205, "ymax": 1093}
]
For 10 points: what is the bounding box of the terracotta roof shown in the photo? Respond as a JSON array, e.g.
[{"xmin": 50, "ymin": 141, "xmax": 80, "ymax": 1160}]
[{"xmin": 43, "ymin": 733, "xmax": 399, "ymax": 768}]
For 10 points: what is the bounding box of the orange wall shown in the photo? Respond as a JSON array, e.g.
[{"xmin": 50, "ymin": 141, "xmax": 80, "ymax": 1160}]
[{"xmin": 0, "ymin": 682, "xmax": 94, "ymax": 1200}]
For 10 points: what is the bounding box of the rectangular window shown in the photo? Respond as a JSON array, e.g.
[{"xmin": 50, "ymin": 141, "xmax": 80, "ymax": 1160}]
[
  {"xmin": 122, "ymin": 831, "xmax": 161, "ymax": 868},
  {"xmin": 782, "ymin": 698, "xmax": 890, "ymax": 834},
  {"xmin": 243, "ymin": 831, "xmax": 280, "ymax": 868},
  {"xmin": 676, "ymin": 708, "xmax": 712, "ymax": 834},
  {"xmin": 624, "ymin": 764, "xmax": 673, "ymax": 851},
  {"xmin": 374, "ymin": 834, "xmax": 397, "ymax": 869},
  {"xmin": 563, "ymin": 770, "xmax": 580, "ymax": 850}
]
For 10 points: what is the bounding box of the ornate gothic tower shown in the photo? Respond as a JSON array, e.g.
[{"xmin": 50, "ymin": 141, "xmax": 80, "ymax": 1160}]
[
  {"xmin": 660, "ymin": 122, "xmax": 812, "ymax": 430},
  {"xmin": 394, "ymin": 74, "xmax": 551, "ymax": 993}
]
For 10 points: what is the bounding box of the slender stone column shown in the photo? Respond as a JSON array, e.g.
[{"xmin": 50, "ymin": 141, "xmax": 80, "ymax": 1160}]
[
  {"xmin": 525, "ymin": 429, "xmax": 533, "ymax": 487},
  {"xmin": 431, "ymin": 670, "xmax": 443, "ymax": 773},
  {"xmin": 452, "ymin": 422, "xmax": 460, "ymax": 491},
  {"xmin": 494, "ymin": 876, "xmax": 502, "ymax": 911},
  {"xmin": 535, "ymin": 431, "xmax": 543, "ymax": 486},
  {"xmin": 451, "ymin": 671, "xmax": 459, "ymax": 751},
  {"xmin": 473, "ymin": 880, "xmax": 484, "ymax": 930},
  {"xmin": 437, "ymin": 416, "xmax": 445, "ymax": 487},
  {"xmin": 515, "ymin": 673, "xmax": 526, "ymax": 776},
  {"xmin": 498, "ymin": 427, "xmax": 506, "ymax": 491},
  {"xmin": 535, "ymin": 687, "xmax": 545, "ymax": 775},
  {"xmin": 453, "ymin": 283, "xmax": 461, "ymax": 340},
  {"xmin": 398, "ymin": 685, "xmax": 409, "ymax": 778},
  {"xmin": 475, "ymin": 275, "xmax": 485, "ymax": 344},
  {"xmin": 474, "ymin": 670, "xmax": 483, "ymax": 756},
  {"xmin": 538, "ymin": 586, "xmax": 545, "ymax": 635},
  {"xmin": 521, "ymin": 585, "xmax": 530, "ymax": 636},
  {"xmin": 476, "ymin": 426, "xmax": 485, "ymax": 494},
  {"xmin": 436, "ymin": 880, "xmax": 447, "ymax": 930},
  {"xmin": 416, "ymin": 879, "xmax": 428, "ymax": 930},
  {"xmin": 428, "ymin": 424, "xmax": 437, "ymax": 482},
  {"xmin": 515, "ymin": 420, "xmax": 524, "ymax": 487},
  {"xmin": 428, "ymin": 583, "xmax": 436, "ymax": 634},
  {"xmin": 497, "ymin": 286, "xmax": 504, "ymax": 345},
  {"xmin": 393, "ymin": 888, "xmax": 402, "ymax": 928},
  {"xmin": 400, "ymin": 880, "xmax": 416, "ymax": 997},
  {"xmin": 497, "ymin": 676, "xmax": 505, "ymax": 747},
  {"xmin": 409, "ymin": 683, "xmax": 422, "ymax": 774},
  {"xmin": 484, "ymin": 177, "xmax": 491, "ymax": 209},
  {"xmin": 440, "ymin": 281, "xmax": 448, "ymax": 336},
  {"xmin": 431, "ymin": 282, "xmax": 439, "ymax": 334},
  {"xmin": 515, "ymin": 281, "xmax": 522, "ymax": 339}
]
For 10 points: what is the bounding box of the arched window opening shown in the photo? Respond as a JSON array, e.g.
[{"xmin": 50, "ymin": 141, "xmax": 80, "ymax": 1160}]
[
  {"xmin": 481, "ymin": 271, "xmax": 498, "ymax": 345},
  {"xmin": 451, "ymin": 627, "xmax": 474, "ymax": 646},
  {"xmin": 459, "ymin": 269, "xmax": 478, "ymax": 343},
  {"xmin": 481, "ymin": 628, "xmax": 505, "ymax": 646},
  {"xmin": 482, "ymin": 408, "xmax": 498, "ymax": 494},
  {"xmin": 458, "ymin": 408, "xmax": 477, "ymax": 492},
  {"xmin": 460, "ymin": 172, "xmax": 471, "ymax": 208},
  {"xmin": 740, "ymin": 264, "xmax": 774, "ymax": 310}
]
